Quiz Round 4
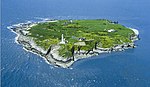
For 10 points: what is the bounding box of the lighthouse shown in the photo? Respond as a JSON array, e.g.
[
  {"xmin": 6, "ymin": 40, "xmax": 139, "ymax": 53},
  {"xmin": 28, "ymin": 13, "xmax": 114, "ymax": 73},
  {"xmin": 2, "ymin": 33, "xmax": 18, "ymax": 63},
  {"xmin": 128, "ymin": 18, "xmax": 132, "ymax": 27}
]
[{"xmin": 60, "ymin": 34, "xmax": 65, "ymax": 44}]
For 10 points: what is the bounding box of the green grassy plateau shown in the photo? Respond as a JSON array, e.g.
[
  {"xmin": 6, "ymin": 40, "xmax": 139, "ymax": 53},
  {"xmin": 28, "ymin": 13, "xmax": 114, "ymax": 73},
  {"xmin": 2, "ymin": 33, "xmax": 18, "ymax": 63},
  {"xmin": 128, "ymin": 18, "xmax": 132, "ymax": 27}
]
[{"xmin": 27, "ymin": 19, "xmax": 135, "ymax": 57}]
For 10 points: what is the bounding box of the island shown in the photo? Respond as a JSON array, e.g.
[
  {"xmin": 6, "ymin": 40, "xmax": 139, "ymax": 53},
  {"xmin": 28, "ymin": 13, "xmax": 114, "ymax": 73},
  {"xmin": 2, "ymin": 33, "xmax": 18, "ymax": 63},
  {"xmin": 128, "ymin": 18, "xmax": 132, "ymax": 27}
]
[{"xmin": 8, "ymin": 19, "xmax": 139, "ymax": 68}]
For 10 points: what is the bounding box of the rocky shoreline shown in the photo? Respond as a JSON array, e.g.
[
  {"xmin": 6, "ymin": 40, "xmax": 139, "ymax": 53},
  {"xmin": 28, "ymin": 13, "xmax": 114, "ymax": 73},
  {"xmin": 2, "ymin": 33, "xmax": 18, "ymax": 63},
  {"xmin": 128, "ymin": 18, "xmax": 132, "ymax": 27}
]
[{"xmin": 8, "ymin": 20, "xmax": 139, "ymax": 68}]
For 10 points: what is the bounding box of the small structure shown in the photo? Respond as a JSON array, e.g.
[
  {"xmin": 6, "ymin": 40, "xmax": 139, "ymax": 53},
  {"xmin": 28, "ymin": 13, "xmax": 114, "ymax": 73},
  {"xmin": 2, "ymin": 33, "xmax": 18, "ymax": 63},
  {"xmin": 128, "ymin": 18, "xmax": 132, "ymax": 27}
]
[
  {"xmin": 69, "ymin": 20, "xmax": 73, "ymax": 23},
  {"xmin": 78, "ymin": 37, "xmax": 86, "ymax": 41},
  {"xmin": 107, "ymin": 29, "xmax": 116, "ymax": 33},
  {"xmin": 60, "ymin": 34, "xmax": 65, "ymax": 44}
]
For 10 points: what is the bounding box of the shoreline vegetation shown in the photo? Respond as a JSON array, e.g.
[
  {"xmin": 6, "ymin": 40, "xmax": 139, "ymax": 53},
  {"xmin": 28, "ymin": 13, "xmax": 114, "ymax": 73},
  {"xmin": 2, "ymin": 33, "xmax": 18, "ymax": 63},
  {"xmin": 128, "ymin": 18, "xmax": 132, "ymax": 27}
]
[{"xmin": 8, "ymin": 19, "xmax": 139, "ymax": 68}]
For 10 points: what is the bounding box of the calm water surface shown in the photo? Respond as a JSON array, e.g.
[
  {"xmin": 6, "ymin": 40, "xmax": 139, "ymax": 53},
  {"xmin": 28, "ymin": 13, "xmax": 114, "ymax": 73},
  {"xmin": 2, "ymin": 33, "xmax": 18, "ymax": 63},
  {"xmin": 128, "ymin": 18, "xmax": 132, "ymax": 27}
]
[{"xmin": 1, "ymin": 0, "xmax": 150, "ymax": 87}]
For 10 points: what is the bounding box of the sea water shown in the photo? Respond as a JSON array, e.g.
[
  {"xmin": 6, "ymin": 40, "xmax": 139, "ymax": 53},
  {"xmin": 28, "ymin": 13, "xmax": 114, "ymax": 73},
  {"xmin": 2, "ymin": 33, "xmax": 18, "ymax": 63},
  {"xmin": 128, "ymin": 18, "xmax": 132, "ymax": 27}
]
[{"xmin": 1, "ymin": 0, "xmax": 150, "ymax": 87}]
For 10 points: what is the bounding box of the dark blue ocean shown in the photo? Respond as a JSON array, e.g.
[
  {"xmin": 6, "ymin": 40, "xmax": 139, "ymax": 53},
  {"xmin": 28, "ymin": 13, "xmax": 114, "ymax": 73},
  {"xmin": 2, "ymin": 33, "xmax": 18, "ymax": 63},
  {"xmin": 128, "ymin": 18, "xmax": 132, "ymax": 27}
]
[{"xmin": 1, "ymin": 0, "xmax": 150, "ymax": 87}]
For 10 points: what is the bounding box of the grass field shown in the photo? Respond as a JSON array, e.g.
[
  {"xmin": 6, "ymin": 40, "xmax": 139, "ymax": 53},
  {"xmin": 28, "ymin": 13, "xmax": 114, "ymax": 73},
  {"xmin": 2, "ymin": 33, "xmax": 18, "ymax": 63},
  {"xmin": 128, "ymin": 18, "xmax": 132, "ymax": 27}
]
[{"xmin": 27, "ymin": 19, "xmax": 134, "ymax": 57}]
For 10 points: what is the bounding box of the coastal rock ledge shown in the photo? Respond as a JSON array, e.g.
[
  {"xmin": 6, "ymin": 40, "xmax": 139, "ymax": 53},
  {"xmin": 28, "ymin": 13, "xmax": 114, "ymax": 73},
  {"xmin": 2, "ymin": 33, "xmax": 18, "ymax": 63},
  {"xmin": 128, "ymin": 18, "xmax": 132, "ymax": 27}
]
[{"xmin": 8, "ymin": 19, "xmax": 140, "ymax": 68}]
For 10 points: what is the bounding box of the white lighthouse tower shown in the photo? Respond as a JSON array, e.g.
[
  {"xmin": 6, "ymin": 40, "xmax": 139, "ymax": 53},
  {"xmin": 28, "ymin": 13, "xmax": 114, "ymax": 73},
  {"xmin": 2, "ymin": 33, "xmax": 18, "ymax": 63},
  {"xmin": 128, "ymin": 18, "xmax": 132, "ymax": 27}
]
[{"xmin": 60, "ymin": 34, "xmax": 65, "ymax": 44}]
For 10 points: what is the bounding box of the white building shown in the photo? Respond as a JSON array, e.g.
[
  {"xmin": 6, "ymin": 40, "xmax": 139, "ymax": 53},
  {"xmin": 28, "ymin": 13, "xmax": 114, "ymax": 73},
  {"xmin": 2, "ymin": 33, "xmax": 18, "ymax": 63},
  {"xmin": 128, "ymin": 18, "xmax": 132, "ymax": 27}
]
[{"xmin": 108, "ymin": 29, "xmax": 116, "ymax": 33}]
